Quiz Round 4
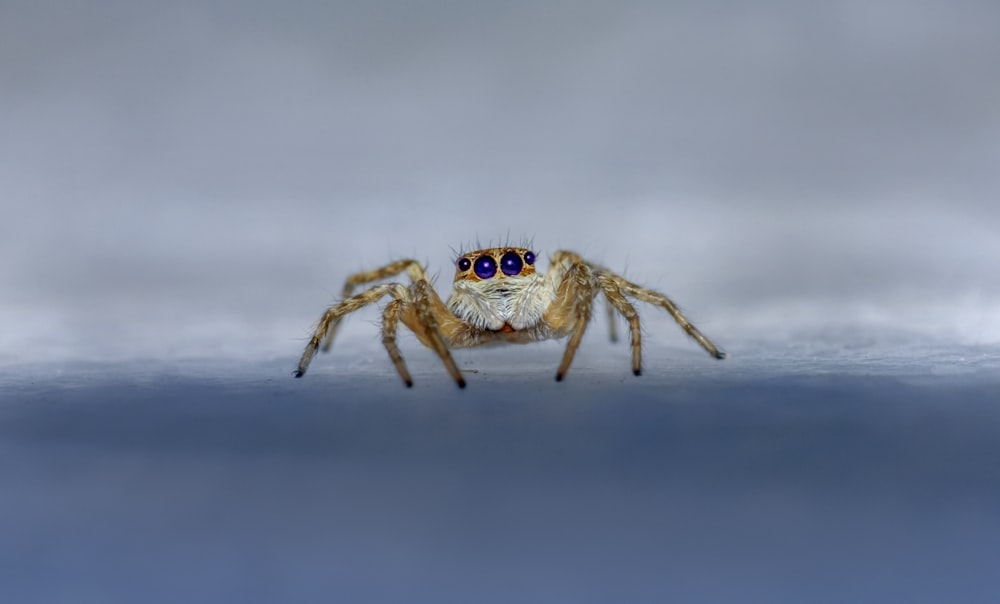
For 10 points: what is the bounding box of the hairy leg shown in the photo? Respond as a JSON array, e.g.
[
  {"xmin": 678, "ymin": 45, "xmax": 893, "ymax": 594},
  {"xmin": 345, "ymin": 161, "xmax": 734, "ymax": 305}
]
[
  {"xmin": 545, "ymin": 256, "xmax": 597, "ymax": 381},
  {"xmin": 603, "ymin": 273, "xmax": 726, "ymax": 359},
  {"xmin": 408, "ymin": 280, "xmax": 466, "ymax": 388},
  {"xmin": 295, "ymin": 283, "xmax": 407, "ymax": 377},
  {"xmin": 550, "ymin": 250, "xmax": 620, "ymax": 344},
  {"xmin": 596, "ymin": 274, "xmax": 643, "ymax": 375},
  {"xmin": 321, "ymin": 259, "xmax": 430, "ymax": 352},
  {"xmin": 381, "ymin": 299, "xmax": 413, "ymax": 387},
  {"xmin": 605, "ymin": 296, "xmax": 619, "ymax": 343}
]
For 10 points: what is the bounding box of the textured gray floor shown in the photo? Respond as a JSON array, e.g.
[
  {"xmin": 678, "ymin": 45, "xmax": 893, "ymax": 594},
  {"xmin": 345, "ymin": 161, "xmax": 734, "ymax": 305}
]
[{"xmin": 2, "ymin": 340, "xmax": 999, "ymax": 603}]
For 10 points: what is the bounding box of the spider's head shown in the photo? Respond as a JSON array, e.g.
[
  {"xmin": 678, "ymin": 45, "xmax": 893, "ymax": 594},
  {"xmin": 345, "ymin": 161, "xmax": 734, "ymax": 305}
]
[
  {"xmin": 447, "ymin": 247, "xmax": 551, "ymax": 331},
  {"xmin": 453, "ymin": 247, "xmax": 537, "ymax": 282}
]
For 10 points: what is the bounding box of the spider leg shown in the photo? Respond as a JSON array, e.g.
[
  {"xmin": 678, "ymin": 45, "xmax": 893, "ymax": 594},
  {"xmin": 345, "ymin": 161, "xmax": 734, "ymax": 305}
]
[
  {"xmin": 407, "ymin": 279, "xmax": 466, "ymax": 388},
  {"xmin": 381, "ymin": 298, "xmax": 413, "ymax": 387},
  {"xmin": 604, "ymin": 273, "xmax": 726, "ymax": 360},
  {"xmin": 295, "ymin": 283, "xmax": 408, "ymax": 377},
  {"xmin": 546, "ymin": 256, "xmax": 598, "ymax": 382},
  {"xmin": 605, "ymin": 296, "xmax": 619, "ymax": 343},
  {"xmin": 321, "ymin": 259, "xmax": 429, "ymax": 352},
  {"xmin": 596, "ymin": 274, "xmax": 643, "ymax": 375}
]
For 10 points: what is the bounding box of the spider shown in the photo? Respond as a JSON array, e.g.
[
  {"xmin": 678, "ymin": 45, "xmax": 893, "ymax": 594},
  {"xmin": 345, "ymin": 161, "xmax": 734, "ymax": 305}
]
[{"xmin": 294, "ymin": 247, "xmax": 725, "ymax": 386}]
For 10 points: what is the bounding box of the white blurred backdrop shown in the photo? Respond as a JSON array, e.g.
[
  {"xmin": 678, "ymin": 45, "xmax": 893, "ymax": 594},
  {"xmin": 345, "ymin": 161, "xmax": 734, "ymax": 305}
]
[{"xmin": 2, "ymin": 0, "xmax": 998, "ymax": 364}]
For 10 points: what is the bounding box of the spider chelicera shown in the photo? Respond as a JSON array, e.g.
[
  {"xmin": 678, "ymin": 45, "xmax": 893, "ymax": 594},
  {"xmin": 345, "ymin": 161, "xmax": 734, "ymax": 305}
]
[{"xmin": 295, "ymin": 247, "xmax": 725, "ymax": 386}]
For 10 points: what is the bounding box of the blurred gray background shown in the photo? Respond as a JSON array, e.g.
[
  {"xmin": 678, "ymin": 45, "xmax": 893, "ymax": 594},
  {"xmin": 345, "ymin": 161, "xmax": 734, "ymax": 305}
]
[
  {"xmin": 2, "ymin": 0, "xmax": 998, "ymax": 362},
  {"xmin": 3, "ymin": 2, "xmax": 1000, "ymax": 603}
]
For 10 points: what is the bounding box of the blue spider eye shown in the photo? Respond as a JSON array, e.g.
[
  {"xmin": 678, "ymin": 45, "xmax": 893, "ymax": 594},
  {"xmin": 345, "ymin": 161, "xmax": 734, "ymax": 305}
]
[
  {"xmin": 524, "ymin": 251, "xmax": 536, "ymax": 265},
  {"xmin": 500, "ymin": 251, "xmax": 523, "ymax": 276},
  {"xmin": 473, "ymin": 255, "xmax": 497, "ymax": 279},
  {"xmin": 457, "ymin": 257, "xmax": 471, "ymax": 271}
]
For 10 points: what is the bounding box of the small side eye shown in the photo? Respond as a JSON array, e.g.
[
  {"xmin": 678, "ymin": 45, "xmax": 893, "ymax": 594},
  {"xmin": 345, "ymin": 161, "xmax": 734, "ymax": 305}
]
[
  {"xmin": 457, "ymin": 257, "xmax": 472, "ymax": 271},
  {"xmin": 524, "ymin": 251, "xmax": 536, "ymax": 265},
  {"xmin": 474, "ymin": 255, "xmax": 497, "ymax": 279}
]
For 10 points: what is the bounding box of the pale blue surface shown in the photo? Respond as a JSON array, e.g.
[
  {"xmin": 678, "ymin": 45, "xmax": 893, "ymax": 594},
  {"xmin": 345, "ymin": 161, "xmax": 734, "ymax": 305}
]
[{"xmin": 3, "ymin": 343, "xmax": 999, "ymax": 603}]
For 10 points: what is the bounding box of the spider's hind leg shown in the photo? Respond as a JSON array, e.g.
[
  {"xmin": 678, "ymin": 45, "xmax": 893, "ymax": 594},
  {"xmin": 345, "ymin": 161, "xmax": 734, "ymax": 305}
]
[{"xmin": 612, "ymin": 276, "xmax": 726, "ymax": 360}]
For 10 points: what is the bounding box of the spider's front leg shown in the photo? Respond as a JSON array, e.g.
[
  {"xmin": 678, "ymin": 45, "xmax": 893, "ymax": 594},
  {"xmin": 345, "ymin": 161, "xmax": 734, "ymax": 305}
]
[
  {"xmin": 297, "ymin": 278, "xmax": 465, "ymax": 388},
  {"xmin": 395, "ymin": 279, "xmax": 466, "ymax": 388},
  {"xmin": 320, "ymin": 259, "xmax": 430, "ymax": 353},
  {"xmin": 542, "ymin": 252, "xmax": 601, "ymax": 381},
  {"xmin": 295, "ymin": 283, "xmax": 408, "ymax": 378},
  {"xmin": 380, "ymin": 299, "xmax": 413, "ymax": 387},
  {"xmin": 543, "ymin": 251, "xmax": 662, "ymax": 379}
]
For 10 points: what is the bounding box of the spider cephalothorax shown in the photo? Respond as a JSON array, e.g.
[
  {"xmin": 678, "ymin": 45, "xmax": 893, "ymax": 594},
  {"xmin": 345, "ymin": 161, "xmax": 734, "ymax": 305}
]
[
  {"xmin": 295, "ymin": 246, "xmax": 725, "ymax": 387},
  {"xmin": 447, "ymin": 247, "xmax": 553, "ymax": 333}
]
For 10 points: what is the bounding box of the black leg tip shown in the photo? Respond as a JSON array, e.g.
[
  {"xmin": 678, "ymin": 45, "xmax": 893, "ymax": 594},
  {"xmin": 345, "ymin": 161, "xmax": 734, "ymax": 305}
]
[
  {"xmin": 405, "ymin": 380, "xmax": 413, "ymax": 388},
  {"xmin": 457, "ymin": 379, "xmax": 467, "ymax": 389},
  {"xmin": 715, "ymin": 351, "xmax": 728, "ymax": 360},
  {"xmin": 555, "ymin": 373, "xmax": 564, "ymax": 382},
  {"xmin": 633, "ymin": 368, "xmax": 642, "ymax": 376},
  {"xmin": 293, "ymin": 370, "xmax": 304, "ymax": 378}
]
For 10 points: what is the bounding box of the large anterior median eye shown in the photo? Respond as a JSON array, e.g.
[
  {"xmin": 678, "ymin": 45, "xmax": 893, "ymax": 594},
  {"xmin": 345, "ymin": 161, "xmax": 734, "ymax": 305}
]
[
  {"xmin": 500, "ymin": 251, "xmax": 523, "ymax": 276},
  {"xmin": 457, "ymin": 257, "xmax": 472, "ymax": 271},
  {"xmin": 474, "ymin": 255, "xmax": 497, "ymax": 279}
]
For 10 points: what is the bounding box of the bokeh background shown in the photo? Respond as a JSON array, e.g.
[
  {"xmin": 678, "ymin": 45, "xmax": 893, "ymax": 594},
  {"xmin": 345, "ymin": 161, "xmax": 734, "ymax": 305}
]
[
  {"xmin": 3, "ymin": 1, "xmax": 999, "ymax": 602},
  {"xmin": 3, "ymin": 0, "xmax": 998, "ymax": 361}
]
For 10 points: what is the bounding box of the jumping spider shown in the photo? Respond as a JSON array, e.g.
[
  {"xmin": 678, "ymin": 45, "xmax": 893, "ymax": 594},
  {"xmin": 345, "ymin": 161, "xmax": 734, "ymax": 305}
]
[{"xmin": 295, "ymin": 247, "xmax": 725, "ymax": 386}]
